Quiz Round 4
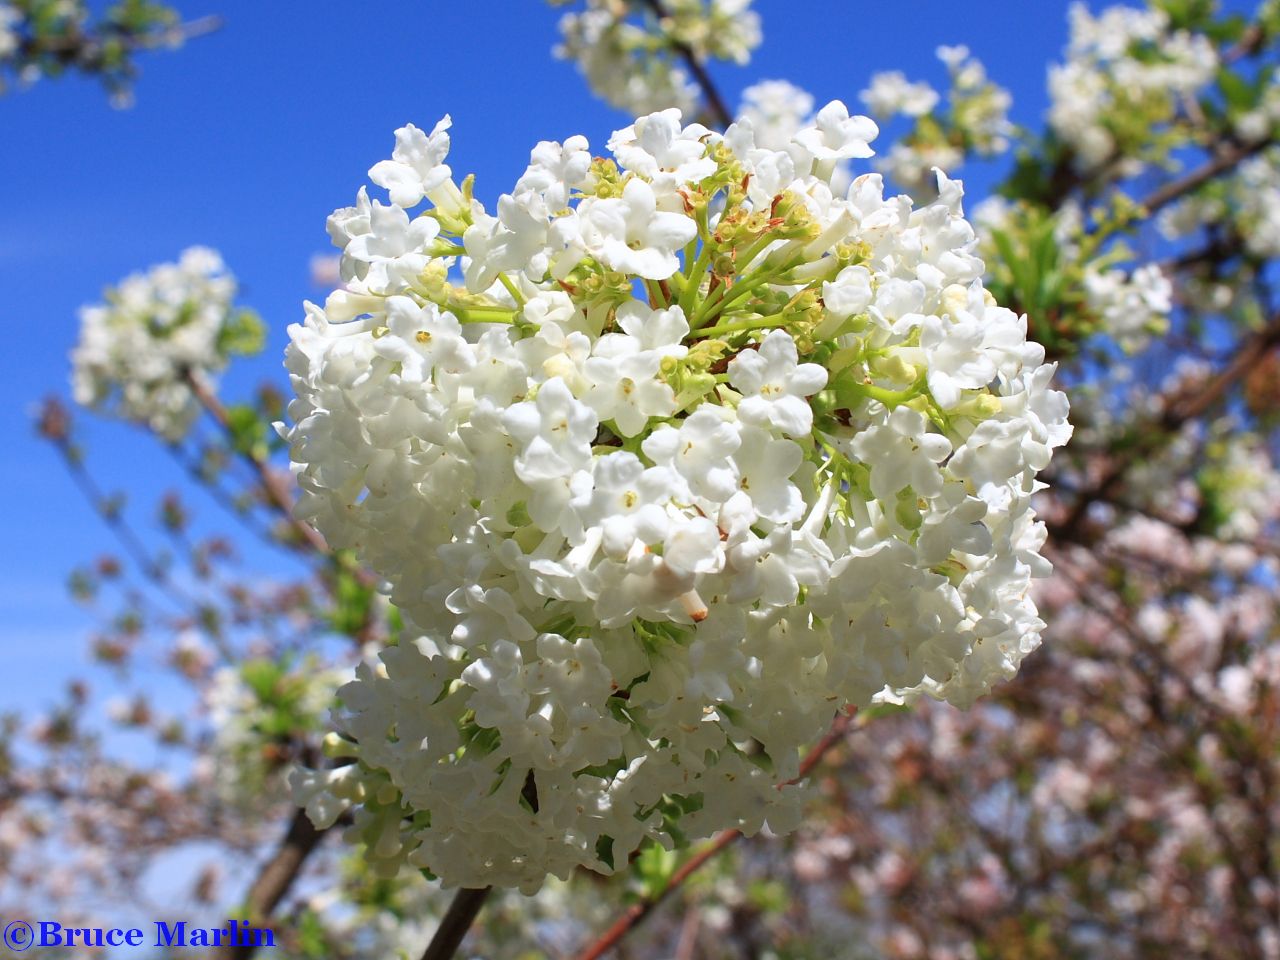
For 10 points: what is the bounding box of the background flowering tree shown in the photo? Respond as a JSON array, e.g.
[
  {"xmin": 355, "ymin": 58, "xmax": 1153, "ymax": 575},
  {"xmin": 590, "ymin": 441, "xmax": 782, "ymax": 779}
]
[
  {"xmin": 4, "ymin": 1, "xmax": 1280, "ymax": 959},
  {"xmin": 0, "ymin": 0, "xmax": 219, "ymax": 103}
]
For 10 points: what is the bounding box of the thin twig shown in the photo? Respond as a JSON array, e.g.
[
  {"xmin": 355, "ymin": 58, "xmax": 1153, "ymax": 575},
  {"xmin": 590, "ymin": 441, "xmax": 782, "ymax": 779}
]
[
  {"xmin": 420, "ymin": 887, "xmax": 493, "ymax": 960},
  {"xmin": 1224, "ymin": 22, "xmax": 1267, "ymax": 64},
  {"xmin": 638, "ymin": 0, "xmax": 732, "ymax": 130},
  {"xmin": 573, "ymin": 709, "xmax": 855, "ymax": 960},
  {"xmin": 42, "ymin": 415, "xmax": 199, "ymax": 615},
  {"xmin": 183, "ymin": 370, "xmax": 332, "ymax": 556},
  {"xmin": 162, "ymin": 439, "xmax": 300, "ymax": 555}
]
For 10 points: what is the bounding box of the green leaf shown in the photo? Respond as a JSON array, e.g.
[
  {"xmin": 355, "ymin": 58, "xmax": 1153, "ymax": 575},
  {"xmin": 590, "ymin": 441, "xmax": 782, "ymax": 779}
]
[
  {"xmin": 217, "ymin": 309, "xmax": 266, "ymax": 357},
  {"xmin": 1218, "ymin": 67, "xmax": 1254, "ymax": 112},
  {"xmin": 327, "ymin": 564, "xmax": 375, "ymax": 636},
  {"xmin": 633, "ymin": 842, "xmax": 679, "ymax": 899},
  {"xmin": 240, "ymin": 658, "xmax": 285, "ymax": 701},
  {"xmin": 224, "ymin": 404, "xmax": 267, "ymax": 457}
]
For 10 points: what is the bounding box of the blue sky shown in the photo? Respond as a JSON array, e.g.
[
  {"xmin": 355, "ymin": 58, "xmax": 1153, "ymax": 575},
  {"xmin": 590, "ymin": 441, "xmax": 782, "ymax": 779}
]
[{"xmin": 0, "ymin": 0, "xmax": 1076, "ymax": 715}]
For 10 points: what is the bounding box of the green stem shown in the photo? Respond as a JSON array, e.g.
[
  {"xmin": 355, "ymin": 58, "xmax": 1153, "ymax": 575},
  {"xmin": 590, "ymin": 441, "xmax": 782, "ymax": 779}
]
[
  {"xmin": 733, "ymin": 233, "xmax": 779, "ymax": 274},
  {"xmin": 497, "ymin": 273, "xmax": 526, "ymax": 307},
  {"xmin": 695, "ymin": 311, "xmax": 792, "ymax": 339},
  {"xmin": 852, "ymin": 380, "xmax": 926, "ymax": 406},
  {"xmin": 450, "ymin": 305, "xmax": 517, "ymax": 324},
  {"xmin": 428, "ymin": 240, "xmax": 467, "ymax": 257},
  {"xmin": 679, "ymin": 241, "xmax": 714, "ymax": 315},
  {"xmin": 692, "ymin": 254, "xmax": 802, "ymax": 329},
  {"xmin": 645, "ymin": 279, "xmax": 670, "ymax": 309}
]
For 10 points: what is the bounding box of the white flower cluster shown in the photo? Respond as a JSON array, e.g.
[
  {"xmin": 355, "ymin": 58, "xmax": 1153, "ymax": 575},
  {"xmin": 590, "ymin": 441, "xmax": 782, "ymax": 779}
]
[
  {"xmin": 71, "ymin": 247, "xmax": 256, "ymax": 440},
  {"xmin": 1048, "ymin": 2, "xmax": 1217, "ymax": 170},
  {"xmin": 554, "ymin": 0, "xmax": 760, "ymax": 115},
  {"xmin": 1234, "ymin": 68, "xmax": 1280, "ymax": 143},
  {"xmin": 860, "ymin": 72, "xmax": 939, "ymax": 121},
  {"xmin": 1082, "ymin": 262, "xmax": 1172, "ymax": 353},
  {"xmin": 860, "ymin": 46, "xmax": 1011, "ymax": 194},
  {"xmin": 737, "ymin": 79, "xmax": 852, "ymax": 193},
  {"xmin": 202, "ymin": 657, "xmax": 354, "ymax": 813},
  {"xmin": 935, "ymin": 44, "xmax": 1012, "ymax": 154},
  {"xmin": 738, "ymin": 80, "xmax": 816, "ymax": 151},
  {"xmin": 1200, "ymin": 433, "xmax": 1280, "ymax": 542},
  {"xmin": 285, "ymin": 105, "xmax": 1070, "ymax": 891}
]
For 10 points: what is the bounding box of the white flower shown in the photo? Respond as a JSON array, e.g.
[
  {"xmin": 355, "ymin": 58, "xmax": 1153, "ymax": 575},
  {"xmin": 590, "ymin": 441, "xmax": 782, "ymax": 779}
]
[
  {"xmin": 732, "ymin": 426, "xmax": 805, "ymax": 523},
  {"xmin": 71, "ymin": 247, "xmax": 251, "ymax": 440},
  {"xmin": 613, "ymin": 302, "xmax": 690, "ymax": 359},
  {"xmin": 850, "ymin": 407, "xmax": 951, "ymax": 502},
  {"xmin": 342, "ymin": 199, "xmax": 439, "ymax": 293},
  {"xmin": 517, "ymin": 135, "xmax": 593, "ymax": 212},
  {"xmin": 583, "ymin": 350, "xmax": 675, "ymax": 437},
  {"xmin": 570, "ymin": 452, "xmax": 673, "ymax": 558},
  {"xmin": 860, "ymin": 72, "xmax": 939, "ymax": 118},
  {"xmin": 568, "ymin": 177, "xmax": 697, "ymax": 280},
  {"xmin": 375, "ymin": 296, "xmax": 472, "ymax": 382},
  {"xmin": 1083, "ymin": 262, "xmax": 1172, "ymax": 353},
  {"xmin": 792, "ymin": 100, "xmax": 878, "ymax": 162},
  {"xmin": 919, "ymin": 315, "xmax": 998, "ymax": 408},
  {"xmin": 738, "ymin": 80, "xmax": 815, "ymax": 152},
  {"xmin": 464, "ymin": 193, "xmax": 550, "ymax": 292},
  {"xmin": 608, "ymin": 108, "xmax": 716, "ymax": 184},
  {"xmin": 503, "ymin": 378, "xmax": 598, "ymax": 529},
  {"xmin": 368, "ymin": 118, "xmax": 453, "ymax": 208},
  {"xmin": 642, "ymin": 405, "xmax": 741, "ymax": 503},
  {"xmin": 728, "ymin": 329, "xmax": 828, "ymax": 436},
  {"xmin": 822, "ymin": 265, "xmax": 874, "ymax": 319}
]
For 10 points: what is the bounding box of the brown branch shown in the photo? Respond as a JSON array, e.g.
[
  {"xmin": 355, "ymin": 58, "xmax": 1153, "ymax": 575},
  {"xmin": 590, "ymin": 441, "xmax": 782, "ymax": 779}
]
[
  {"xmin": 1138, "ymin": 137, "xmax": 1273, "ymax": 217},
  {"xmin": 183, "ymin": 370, "xmax": 332, "ymax": 556},
  {"xmin": 638, "ymin": 0, "xmax": 732, "ymax": 130},
  {"xmin": 573, "ymin": 708, "xmax": 855, "ymax": 960},
  {"xmin": 419, "ymin": 887, "xmax": 493, "ymax": 960},
  {"xmin": 1224, "ymin": 22, "xmax": 1267, "ymax": 64},
  {"xmin": 220, "ymin": 809, "xmax": 330, "ymax": 960}
]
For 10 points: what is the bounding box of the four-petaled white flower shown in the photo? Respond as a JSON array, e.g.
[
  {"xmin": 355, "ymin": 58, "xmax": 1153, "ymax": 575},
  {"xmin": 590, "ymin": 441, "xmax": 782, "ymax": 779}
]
[{"xmin": 643, "ymin": 406, "xmax": 742, "ymax": 503}]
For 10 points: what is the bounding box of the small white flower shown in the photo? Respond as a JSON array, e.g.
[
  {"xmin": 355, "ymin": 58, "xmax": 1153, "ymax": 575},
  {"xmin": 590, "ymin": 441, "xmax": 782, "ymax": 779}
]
[
  {"xmin": 919, "ymin": 315, "xmax": 997, "ymax": 408},
  {"xmin": 728, "ymin": 330, "xmax": 828, "ymax": 436},
  {"xmin": 368, "ymin": 118, "xmax": 454, "ymax": 208},
  {"xmin": 793, "ymin": 100, "xmax": 878, "ymax": 162},
  {"xmin": 582, "ymin": 350, "xmax": 675, "ymax": 437},
  {"xmin": 860, "ymin": 71, "xmax": 939, "ymax": 118},
  {"xmin": 642, "ymin": 406, "xmax": 742, "ymax": 503},
  {"xmin": 568, "ymin": 177, "xmax": 697, "ymax": 280},
  {"xmin": 343, "ymin": 200, "xmax": 439, "ymax": 293},
  {"xmin": 850, "ymin": 407, "xmax": 951, "ymax": 503},
  {"xmin": 732, "ymin": 426, "xmax": 805, "ymax": 523}
]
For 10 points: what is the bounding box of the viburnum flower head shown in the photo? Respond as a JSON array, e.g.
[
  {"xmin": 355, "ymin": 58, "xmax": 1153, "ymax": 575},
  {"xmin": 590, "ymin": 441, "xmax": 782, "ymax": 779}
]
[{"xmin": 285, "ymin": 102, "xmax": 1071, "ymax": 892}]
